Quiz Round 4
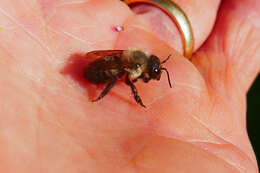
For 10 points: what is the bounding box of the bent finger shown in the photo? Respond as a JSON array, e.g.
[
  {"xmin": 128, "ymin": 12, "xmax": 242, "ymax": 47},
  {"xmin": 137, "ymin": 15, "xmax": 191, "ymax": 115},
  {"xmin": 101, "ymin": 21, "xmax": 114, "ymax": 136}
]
[{"xmin": 120, "ymin": 0, "xmax": 220, "ymax": 54}]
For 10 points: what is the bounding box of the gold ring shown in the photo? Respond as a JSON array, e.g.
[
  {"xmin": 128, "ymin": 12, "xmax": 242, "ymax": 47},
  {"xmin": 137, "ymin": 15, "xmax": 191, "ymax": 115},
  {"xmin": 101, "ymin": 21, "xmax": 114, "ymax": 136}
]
[{"xmin": 121, "ymin": 0, "xmax": 194, "ymax": 59}]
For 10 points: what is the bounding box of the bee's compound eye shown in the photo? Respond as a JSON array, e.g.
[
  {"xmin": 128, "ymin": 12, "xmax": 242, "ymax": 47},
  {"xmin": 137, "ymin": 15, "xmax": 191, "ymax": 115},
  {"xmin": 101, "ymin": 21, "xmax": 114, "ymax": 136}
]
[{"xmin": 152, "ymin": 67, "xmax": 160, "ymax": 74}]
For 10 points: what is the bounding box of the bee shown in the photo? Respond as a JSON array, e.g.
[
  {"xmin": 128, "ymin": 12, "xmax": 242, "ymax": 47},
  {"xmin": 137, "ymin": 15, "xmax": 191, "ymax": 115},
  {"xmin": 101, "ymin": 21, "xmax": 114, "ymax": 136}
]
[{"xmin": 84, "ymin": 49, "xmax": 172, "ymax": 108}]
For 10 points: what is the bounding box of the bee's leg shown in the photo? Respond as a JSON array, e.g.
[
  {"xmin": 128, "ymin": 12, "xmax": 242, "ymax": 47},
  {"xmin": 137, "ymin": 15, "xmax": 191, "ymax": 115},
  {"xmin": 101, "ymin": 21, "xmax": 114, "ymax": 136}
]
[
  {"xmin": 142, "ymin": 76, "xmax": 151, "ymax": 83},
  {"xmin": 132, "ymin": 78, "xmax": 138, "ymax": 83},
  {"xmin": 92, "ymin": 78, "xmax": 117, "ymax": 102},
  {"xmin": 125, "ymin": 75, "xmax": 146, "ymax": 108},
  {"xmin": 133, "ymin": 74, "xmax": 150, "ymax": 83},
  {"xmin": 138, "ymin": 73, "xmax": 150, "ymax": 83}
]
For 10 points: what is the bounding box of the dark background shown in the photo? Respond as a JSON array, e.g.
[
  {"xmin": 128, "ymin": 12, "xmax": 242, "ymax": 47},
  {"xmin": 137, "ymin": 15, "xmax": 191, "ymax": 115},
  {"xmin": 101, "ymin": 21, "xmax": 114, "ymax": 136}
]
[{"xmin": 247, "ymin": 73, "xmax": 260, "ymax": 168}]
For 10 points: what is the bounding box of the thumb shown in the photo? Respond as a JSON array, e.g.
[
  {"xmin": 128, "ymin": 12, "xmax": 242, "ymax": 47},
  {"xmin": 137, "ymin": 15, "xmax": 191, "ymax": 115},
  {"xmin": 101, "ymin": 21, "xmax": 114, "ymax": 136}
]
[{"xmin": 192, "ymin": 0, "xmax": 260, "ymax": 94}]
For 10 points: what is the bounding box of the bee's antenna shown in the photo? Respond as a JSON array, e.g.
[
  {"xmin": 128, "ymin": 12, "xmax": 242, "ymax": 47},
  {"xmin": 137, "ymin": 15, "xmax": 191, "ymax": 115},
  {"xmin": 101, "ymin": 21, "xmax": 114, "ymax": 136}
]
[
  {"xmin": 162, "ymin": 54, "xmax": 171, "ymax": 64},
  {"xmin": 161, "ymin": 68, "xmax": 172, "ymax": 88}
]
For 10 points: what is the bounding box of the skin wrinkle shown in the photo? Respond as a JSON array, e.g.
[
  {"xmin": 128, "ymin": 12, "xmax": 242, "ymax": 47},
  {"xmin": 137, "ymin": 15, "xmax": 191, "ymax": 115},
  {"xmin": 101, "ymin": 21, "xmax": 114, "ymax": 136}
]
[
  {"xmin": 37, "ymin": 103, "xmax": 97, "ymax": 162},
  {"xmin": 195, "ymin": 144, "xmax": 245, "ymax": 173},
  {"xmin": 61, "ymin": 30, "xmax": 90, "ymax": 43},
  {"xmin": 195, "ymin": 142, "xmax": 258, "ymax": 172},
  {"xmin": 0, "ymin": 6, "xmax": 55, "ymax": 60},
  {"xmin": 243, "ymin": 38, "xmax": 260, "ymax": 90},
  {"xmin": 38, "ymin": 77, "xmax": 97, "ymax": 118},
  {"xmin": 232, "ymin": 20, "xmax": 252, "ymax": 68},
  {"xmin": 190, "ymin": 115, "xmax": 227, "ymax": 144},
  {"xmin": 40, "ymin": 1, "xmax": 93, "ymax": 33},
  {"xmin": 147, "ymin": 99, "xmax": 247, "ymax": 157},
  {"xmin": 205, "ymin": 92, "xmax": 257, "ymax": 167},
  {"xmin": 175, "ymin": 82, "xmax": 203, "ymax": 91},
  {"xmin": 114, "ymin": 136, "xmax": 149, "ymax": 172},
  {"xmin": 21, "ymin": 0, "xmax": 42, "ymax": 24},
  {"xmin": 46, "ymin": 26, "xmax": 107, "ymax": 48},
  {"xmin": 204, "ymin": 52, "xmax": 227, "ymax": 96},
  {"xmin": 36, "ymin": 0, "xmax": 51, "ymax": 35},
  {"xmin": 237, "ymin": 26, "xmax": 258, "ymax": 72},
  {"xmin": 45, "ymin": 26, "xmax": 71, "ymax": 54},
  {"xmin": 56, "ymin": 0, "xmax": 89, "ymax": 7},
  {"xmin": 85, "ymin": 1, "xmax": 126, "ymax": 30},
  {"xmin": 237, "ymin": 0, "xmax": 260, "ymax": 29},
  {"xmin": 147, "ymin": 90, "xmax": 176, "ymax": 105},
  {"xmin": 45, "ymin": 86, "xmax": 84, "ymax": 105},
  {"xmin": 221, "ymin": 11, "xmax": 260, "ymax": 87},
  {"xmin": 44, "ymin": 126, "xmax": 100, "ymax": 172},
  {"xmin": 62, "ymin": 132, "xmax": 96, "ymax": 161},
  {"xmin": 126, "ymin": 139, "xmax": 150, "ymax": 161},
  {"xmin": 0, "ymin": 41, "xmax": 43, "ymax": 85},
  {"xmin": 0, "ymin": 8, "xmax": 55, "ymax": 64},
  {"xmin": 245, "ymin": 27, "xmax": 259, "ymax": 58},
  {"xmin": 44, "ymin": 1, "xmax": 130, "ymax": 51},
  {"xmin": 147, "ymin": 83, "xmax": 201, "ymax": 106},
  {"xmin": 70, "ymin": 24, "xmax": 96, "ymax": 30},
  {"xmin": 190, "ymin": 117, "xmax": 256, "ymax": 171},
  {"xmin": 226, "ymin": 17, "xmax": 241, "ymax": 62},
  {"xmin": 40, "ymin": 3, "xmax": 58, "ymax": 26},
  {"xmin": 223, "ymin": 51, "xmax": 230, "ymax": 98},
  {"xmin": 130, "ymin": 140, "xmax": 153, "ymax": 168},
  {"xmin": 192, "ymin": 54, "xmax": 216, "ymax": 101},
  {"xmin": 54, "ymin": 0, "xmax": 99, "ymax": 24},
  {"xmin": 148, "ymin": 122, "xmax": 224, "ymax": 145},
  {"xmin": 147, "ymin": 99, "xmax": 230, "ymax": 146},
  {"xmin": 132, "ymin": 135, "xmax": 245, "ymax": 173},
  {"xmin": 21, "ymin": 0, "xmax": 34, "ymax": 11}
]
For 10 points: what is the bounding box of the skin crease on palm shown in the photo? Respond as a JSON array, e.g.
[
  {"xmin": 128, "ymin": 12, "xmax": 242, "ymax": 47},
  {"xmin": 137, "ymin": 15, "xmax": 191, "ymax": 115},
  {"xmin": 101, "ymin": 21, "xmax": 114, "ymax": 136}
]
[{"xmin": 0, "ymin": 0, "xmax": 259, "ymax": 172}]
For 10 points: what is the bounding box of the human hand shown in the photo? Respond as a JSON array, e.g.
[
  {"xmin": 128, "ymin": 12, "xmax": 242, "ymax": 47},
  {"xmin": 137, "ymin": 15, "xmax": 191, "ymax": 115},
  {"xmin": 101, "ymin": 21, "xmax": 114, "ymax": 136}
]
[{"xmin": 0, "ymin": 0, "xmax": 259, "ymax": 172}]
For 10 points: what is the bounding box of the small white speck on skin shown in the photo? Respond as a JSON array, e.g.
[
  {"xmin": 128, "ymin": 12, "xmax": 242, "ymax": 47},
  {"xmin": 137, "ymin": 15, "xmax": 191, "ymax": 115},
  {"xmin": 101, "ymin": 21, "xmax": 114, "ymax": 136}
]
[{"xmin": 114, "ymin": 25, "xmax": 124, "ymax": 32}]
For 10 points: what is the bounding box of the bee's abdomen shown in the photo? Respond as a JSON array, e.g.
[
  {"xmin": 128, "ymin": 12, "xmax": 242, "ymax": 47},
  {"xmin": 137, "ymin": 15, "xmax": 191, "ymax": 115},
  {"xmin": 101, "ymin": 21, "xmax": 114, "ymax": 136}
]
[{"xmin": 84, "ymin": 56, "xmax": 123, "ymax": 84}]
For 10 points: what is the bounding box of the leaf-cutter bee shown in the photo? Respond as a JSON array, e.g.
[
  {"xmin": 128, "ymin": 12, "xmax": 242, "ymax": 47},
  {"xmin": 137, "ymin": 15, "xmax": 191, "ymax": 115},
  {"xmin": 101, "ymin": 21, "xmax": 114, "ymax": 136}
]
[{"xmin": 84, "ymin": 49, "xmax": 172, "ymax": 108}]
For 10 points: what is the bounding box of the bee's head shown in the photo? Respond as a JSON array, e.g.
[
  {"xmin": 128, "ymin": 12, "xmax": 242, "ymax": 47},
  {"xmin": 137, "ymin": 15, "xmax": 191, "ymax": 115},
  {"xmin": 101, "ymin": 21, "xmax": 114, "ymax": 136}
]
[{"xmin": 148, "ymin": 55, "xmax": 172, "ymax": 88}]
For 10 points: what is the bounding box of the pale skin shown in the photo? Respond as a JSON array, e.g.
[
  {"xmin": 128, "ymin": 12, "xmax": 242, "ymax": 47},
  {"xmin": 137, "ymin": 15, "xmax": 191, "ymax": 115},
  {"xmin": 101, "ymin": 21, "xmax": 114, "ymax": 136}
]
[{"xmin": 0, "ymin": 0, "xmax": 259, "ymax": 172}]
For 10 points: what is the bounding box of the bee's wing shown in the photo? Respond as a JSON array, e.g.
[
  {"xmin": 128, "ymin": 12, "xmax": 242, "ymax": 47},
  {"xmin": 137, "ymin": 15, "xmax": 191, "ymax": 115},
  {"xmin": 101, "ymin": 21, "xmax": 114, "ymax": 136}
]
[{"xmin": 85, "ymin": 50, "xmax": 123, "ymax": 59}]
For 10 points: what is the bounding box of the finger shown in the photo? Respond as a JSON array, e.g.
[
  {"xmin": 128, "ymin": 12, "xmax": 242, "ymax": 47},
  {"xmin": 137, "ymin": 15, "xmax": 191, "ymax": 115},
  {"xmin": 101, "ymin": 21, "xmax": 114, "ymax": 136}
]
[
  {"xmin": 191, "ymin": 0, "xmax": 260, "ymax": 170},
  {"xmin": 192, "ymin": 0, "xmax": 260, "ymax": 93},
  {"xmin": 121, "ymin": 0, "xmax": 221, "ymax": 53}
]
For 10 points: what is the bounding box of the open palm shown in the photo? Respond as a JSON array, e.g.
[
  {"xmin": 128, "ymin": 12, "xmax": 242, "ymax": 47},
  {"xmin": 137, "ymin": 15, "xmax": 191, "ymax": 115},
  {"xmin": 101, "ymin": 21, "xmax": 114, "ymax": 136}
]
[{"xmin": 0, "ymin": 0, "xmax": 259, "ymax": 172}]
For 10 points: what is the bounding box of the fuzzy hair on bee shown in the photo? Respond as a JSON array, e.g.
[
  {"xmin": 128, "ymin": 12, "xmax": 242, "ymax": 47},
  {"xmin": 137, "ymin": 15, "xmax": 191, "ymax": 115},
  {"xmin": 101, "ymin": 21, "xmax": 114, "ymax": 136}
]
[{"xmin": 84, "ymin": 48, "xmax": 172, "ymax": 108}]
